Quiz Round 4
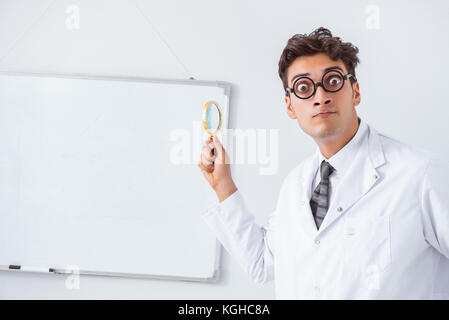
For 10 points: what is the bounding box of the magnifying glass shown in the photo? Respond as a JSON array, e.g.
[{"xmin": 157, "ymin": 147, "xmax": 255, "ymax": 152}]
[{"xmin": 202, "ymin": 100, "xmax": 222, "ymax": 163}]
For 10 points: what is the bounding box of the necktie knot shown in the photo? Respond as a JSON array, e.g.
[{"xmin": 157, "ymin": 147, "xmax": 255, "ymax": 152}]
[{"xmin": 320, "ymin": 160, "xmax": 335, "ymax": 180}]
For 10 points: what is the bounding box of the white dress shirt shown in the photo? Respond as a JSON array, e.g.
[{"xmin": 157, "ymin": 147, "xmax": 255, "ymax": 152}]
[{"xmin": 201, "ymin": 117, "xmax": 449, "ymax": 299}]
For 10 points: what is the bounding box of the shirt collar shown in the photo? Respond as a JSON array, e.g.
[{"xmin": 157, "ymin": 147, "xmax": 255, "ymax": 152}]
[{"xmin": 316, "ymin": 116, "xmax": 368, "ymax": 178}]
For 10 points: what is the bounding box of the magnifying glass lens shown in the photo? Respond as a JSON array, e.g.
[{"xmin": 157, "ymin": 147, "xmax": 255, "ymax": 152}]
[{"xmin": 206, "ymin": 103, "xmax": 220, "ymax": 132}]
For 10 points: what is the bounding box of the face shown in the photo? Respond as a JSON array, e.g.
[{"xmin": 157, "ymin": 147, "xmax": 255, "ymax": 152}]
[{"xmin": 285, "ymin": 53, "xmax": 361, "ymax": 141}]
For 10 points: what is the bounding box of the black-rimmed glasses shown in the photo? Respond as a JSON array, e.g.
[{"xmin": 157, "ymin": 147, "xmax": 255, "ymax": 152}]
[{"xmin": 286, "ymin": 69, "xmax": 356, "ymax": 100}]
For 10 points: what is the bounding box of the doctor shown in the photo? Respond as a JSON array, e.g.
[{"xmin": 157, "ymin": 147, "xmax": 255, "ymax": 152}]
[{"xmin": 197, "ymin": 27, "xmax": 449, "ymax": 299}]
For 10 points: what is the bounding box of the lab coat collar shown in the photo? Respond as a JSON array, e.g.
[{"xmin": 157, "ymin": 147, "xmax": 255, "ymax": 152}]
[{"xmin": 294, "ymin": 117, "xmax": 386, "ymax": 239}]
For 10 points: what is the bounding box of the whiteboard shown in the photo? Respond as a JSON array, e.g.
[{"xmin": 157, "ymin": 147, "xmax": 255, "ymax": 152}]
[{"xmin": 0, "ymin": 71, "xmax": 230, "ymax": 282}]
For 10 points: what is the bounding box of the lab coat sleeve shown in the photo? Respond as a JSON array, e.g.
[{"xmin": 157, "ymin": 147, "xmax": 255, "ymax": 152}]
[
  {"xmin": 420, "ymin": 156, "xmax": 449, "ymax": 259},
  {"xmin": 201, "ymin": 189, "xmax": 276, "ymax": 284}
]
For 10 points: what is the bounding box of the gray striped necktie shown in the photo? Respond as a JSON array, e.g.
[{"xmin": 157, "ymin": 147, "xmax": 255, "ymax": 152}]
[{"xmin": 310, "ymin": 160, "xmax": 335, "ymax": 230}]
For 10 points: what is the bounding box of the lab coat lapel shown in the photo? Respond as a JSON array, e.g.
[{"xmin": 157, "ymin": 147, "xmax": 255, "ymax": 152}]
[
  {"xmin": 294, "ymin": 151, "xmax": 321, "ymax": 238},
  {"xmin": 317, "ymin": 124, "xmax": 386, "ymax": 234}
]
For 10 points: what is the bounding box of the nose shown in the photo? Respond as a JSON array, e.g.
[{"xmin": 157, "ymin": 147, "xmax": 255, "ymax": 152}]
[{"xmin": 312, "ymin": 85, "xmax": 332, "ymax": 107}]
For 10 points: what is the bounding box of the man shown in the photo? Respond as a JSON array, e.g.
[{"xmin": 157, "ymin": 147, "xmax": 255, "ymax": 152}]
[{"xmin": 197, "ymin": 27, "xmax": 449, "ymax": 299}]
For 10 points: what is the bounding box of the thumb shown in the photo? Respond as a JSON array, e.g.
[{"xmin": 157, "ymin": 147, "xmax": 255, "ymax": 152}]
[{"xmin": 212, "ymin": 135, "xmax": 226, "ymax": 163}]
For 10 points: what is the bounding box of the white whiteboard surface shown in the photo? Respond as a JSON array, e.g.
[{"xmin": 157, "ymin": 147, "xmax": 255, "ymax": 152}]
[{"xmin": 0, "ymin": 71, "xmax": 230, "ymax": 282}]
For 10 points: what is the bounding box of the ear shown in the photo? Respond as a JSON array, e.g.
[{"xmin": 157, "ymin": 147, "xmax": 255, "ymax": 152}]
[
  {"xmin": 352, "ymin": 81, "xmax": 361, "ymax": 106},
  {"xmin": 285, "ymin": 95, "xmax": 297, "ymax": 119}
]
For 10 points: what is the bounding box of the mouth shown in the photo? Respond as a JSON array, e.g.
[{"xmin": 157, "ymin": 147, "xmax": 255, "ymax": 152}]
[{"xmin": 313, "ymin": 112, "xmax": 336, "ymax": 118}]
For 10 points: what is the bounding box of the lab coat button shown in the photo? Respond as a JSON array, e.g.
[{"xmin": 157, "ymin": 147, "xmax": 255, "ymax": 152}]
[
  {"xmin": 337, "ymin": 207, "xmax": 343, "ymax": 212},
  {"xmin": 315, "ymin": 239, "xmax": 320, "ymax": 245},
  {"xmin": 374, "ymin": 174, "xmax": 379, "ymax": 179}
]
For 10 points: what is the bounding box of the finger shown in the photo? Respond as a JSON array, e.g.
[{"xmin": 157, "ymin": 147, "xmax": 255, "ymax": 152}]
[
  {"xmin": 212, "ymin": 135, "xmax": 223, "ymax": 147},
  {"xmin": 202, "ymin": 149, "xmax": 216, "ymax": 164},
  {"xmin": 206, "ymin": 140, "xmax": 215, "ymax": 156},
  {"xmin": 212, "ymin": 135, "xmax": 224, "ymax": 155},
  {"xmin": 205, "ymin": 138, "xmax": 215, "ymax": 150},
  {"xmin": 198, "ymin": 161, "xmax": 213, "ymax": 173},
  {"xmin": 200, "ymin": 154, "xmax": 213, "ymax": 167},
  {"xmin": 212, "ymin": 135, "xmax": 227, "ymax": 164},
  {"xmin": 202, "ymin": 145, "xmax": 215, "ymax": 159},
  {"xmin": 200, "ymin": 153, "xmax": 216, "ymax": 167}
]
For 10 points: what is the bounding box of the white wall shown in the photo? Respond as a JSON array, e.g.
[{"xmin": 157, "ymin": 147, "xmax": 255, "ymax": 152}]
[{"xmin": 0, "ymin": 0, "xmax": 448, "ymax": 299}]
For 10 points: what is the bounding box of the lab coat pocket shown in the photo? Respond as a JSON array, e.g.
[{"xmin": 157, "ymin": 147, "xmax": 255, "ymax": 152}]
[{"xmin": 343, "ymin": 215, "xmax": 392, "ymax": 273}]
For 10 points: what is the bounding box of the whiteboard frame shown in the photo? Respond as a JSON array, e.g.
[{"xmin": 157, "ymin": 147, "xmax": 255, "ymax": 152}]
[{"xmin": 0, "ymin": 70, "xmax": 231, "ymax": 283}]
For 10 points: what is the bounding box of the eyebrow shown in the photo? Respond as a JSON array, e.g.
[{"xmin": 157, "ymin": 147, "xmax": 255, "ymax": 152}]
[{"xmin": 290, "ymin": 66, "xmax": 345, "ymax": 85}]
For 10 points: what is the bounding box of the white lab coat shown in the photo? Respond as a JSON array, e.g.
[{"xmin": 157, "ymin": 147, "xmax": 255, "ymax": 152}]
[{"xmin": 201, "ymin": 119, "xmax": 449, "ymax": 299}]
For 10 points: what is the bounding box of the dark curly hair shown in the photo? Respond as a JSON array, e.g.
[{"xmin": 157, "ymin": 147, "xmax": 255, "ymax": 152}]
[{"xmin": 278, "ymin": 27, "xmax": 360, "ymax": 94}]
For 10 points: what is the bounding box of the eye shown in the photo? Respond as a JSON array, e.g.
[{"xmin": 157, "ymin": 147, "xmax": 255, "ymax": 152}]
[
  {"xmin": 294, "ymin": 78, "xmax": 314, "ymax": 97},
  {"xmin": 327, "ymin": 76, "xmax": 341, "ymax": 87},
  {"xmin": 297, "ymin": 83, "xmax": 309, "ymax": 92}
]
